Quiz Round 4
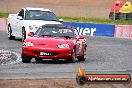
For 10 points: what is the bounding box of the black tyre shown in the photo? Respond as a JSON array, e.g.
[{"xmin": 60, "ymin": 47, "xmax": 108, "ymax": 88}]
[
  {"xmin": 120, "ymin": 13, "xmax": 127, "ymax": 20},
  {"xmin": 35, "ymin": 58, "xmax": 42, "ymax": 62},
  {"xmin": 21, "ymin": 53, "xmax": 32, "ymax": 63},
  {"xmin": 109, "ymin": 12, "xmax": 114, "ymax": 20},
  {"xmin": 130, "ymin": 13, "xmax": 132, "ymax": 20},
  {"xmin": 116, "ymin": 13, "xmax": 120, "ymax": 20},
  {"xmin": 109, "ymin": 12, "xmax": 119, "ymax": 20},
  {"xmin": 8, "ymin": 24, "xmax": 15, "ymax": 40},
  {"xmin": 126, "ymin": 13, "xmax": 132, "ymax": 20},
  {"xmin": 22, "ymin": 28, "xmax": 26, "ymax": 42},
  {"xmin": 67, "ymin": 49, "xmax": 76, "ymax": 63}
]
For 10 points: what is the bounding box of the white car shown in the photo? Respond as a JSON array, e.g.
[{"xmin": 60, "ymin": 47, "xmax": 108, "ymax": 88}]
[{"xmin": 7, "ymin": 7, "xmax": 63, "ymax": 41}]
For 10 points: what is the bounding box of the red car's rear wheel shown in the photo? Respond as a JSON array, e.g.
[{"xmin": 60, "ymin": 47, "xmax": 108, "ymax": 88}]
[{"xmin": 78, "ymin": 48, "xmax": 86, "ymax": 61}]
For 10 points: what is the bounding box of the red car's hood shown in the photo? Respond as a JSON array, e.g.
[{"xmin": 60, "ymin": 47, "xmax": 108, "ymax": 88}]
[{"xmin": 25, "ymin": 36, "xmax": 75, "ymax": 45}]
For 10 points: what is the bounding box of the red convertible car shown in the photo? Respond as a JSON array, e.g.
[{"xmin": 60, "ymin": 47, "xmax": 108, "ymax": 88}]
[{"xmin": 21, "ymin": 24, "xmax": 87, "ymax": 63}]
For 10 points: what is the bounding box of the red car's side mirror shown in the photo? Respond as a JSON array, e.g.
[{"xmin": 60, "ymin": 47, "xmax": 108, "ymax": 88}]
[
  {"xmin": 79, "ymin": 35, "xmax": 84, "ymax": 39},
  {"xmin": 28, "ymin": 32, "xmax": 34, "ymax": 37},
  {"xmin": 76, "ymin": 35, "xmax": 84, "ymax": 41}
]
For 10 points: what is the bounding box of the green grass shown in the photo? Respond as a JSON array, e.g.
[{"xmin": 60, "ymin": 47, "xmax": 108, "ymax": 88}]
[
  {"xmin": 60, "ymin": 16, "xmax": 132, "ymax": 25},
  {"xmin": 0, "ymin": 13, "xmax": 9, "ymax": 18},
  {"xmin": 0, "ymin": 12, "xmax": 132, "ymax": 25}
]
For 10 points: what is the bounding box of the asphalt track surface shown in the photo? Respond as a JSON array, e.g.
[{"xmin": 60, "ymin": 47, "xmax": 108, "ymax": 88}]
[{"xmin": 0, "ymin": 30, "xmax": 132, "ymax": 79}]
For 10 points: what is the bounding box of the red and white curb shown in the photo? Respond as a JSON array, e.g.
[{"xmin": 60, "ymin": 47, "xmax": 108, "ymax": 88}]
[
  {"xmin": 0, "ymin": 49, "xmax": 21, "ymax": 65},
  {"xmin": 0, "ymin": 18, "xmax": 7, "ymax": 31}
]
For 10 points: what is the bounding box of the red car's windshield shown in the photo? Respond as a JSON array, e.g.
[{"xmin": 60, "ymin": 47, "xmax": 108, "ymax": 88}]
[{"xmin": 35, "ymin": 26, "xmax": 74, "ymax": 38}]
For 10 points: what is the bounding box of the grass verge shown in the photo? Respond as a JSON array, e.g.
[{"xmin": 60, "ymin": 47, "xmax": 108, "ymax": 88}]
[
  {"xmin": 0, "ymin": 13, "xmax": 9, "ymax": 18},
  {"xmin": 60, "ymin": 16, "xmax": 132, "ymax": 25},
  {"xmin": 0, "ymin": 12, "xmax": 132, "ymax": 25}
]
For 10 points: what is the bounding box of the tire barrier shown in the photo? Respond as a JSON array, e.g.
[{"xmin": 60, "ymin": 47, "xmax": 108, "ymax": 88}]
[
  {"xmin": 109, "ymin": 1, "xmax": 123, "ymax": 20},
  {"xmin": 119, "ymin": 2, "xmax": 132, "ymax": 20},
  {"xmin": 109, "ymin": 1, "xmax": 132, "ymax": 20}
]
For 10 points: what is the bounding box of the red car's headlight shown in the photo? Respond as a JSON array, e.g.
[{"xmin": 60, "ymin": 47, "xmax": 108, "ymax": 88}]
[
  {"xmin": 24, "ymin": 42, "xmax": 34, "ymax": 46},
  {"xmin": 58, "ymin": 44, "xmax": 70, "ymax": 48}
]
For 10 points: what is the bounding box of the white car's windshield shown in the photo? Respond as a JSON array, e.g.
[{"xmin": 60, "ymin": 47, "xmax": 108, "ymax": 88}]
[{"xmin": 25, "ymin": 10, "xmax": 59, "ymax": 21}]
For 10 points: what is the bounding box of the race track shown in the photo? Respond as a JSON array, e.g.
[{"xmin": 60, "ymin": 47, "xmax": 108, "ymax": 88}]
[{"xmin": 0, "ymin": 30, "xmax": 132, "ymax": 79}]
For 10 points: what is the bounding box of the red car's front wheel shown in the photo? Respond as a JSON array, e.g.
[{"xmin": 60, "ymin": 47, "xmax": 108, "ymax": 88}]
[
  {"xmin": 67, "ymin": 49, "xmax": 76, "ymax": 63},
  {"xmin": 21, "ymin": 53, "xmax": 32, "ymax": 63}
]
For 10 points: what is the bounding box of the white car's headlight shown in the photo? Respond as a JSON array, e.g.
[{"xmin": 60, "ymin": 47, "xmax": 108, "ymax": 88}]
[
  {"xmin": 58, "ymin": 44, "xmax": 69, "ymax": 48},
  {"xmin": 29, "ymin": 26, "xmax": 38, "ymax": 30},
  {"xmin": 24, "ymin": 42, "xmax": 34, "ymax": 46}
]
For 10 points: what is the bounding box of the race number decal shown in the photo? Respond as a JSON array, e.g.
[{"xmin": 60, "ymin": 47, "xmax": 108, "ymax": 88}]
[{"xmin": 79, "ymin": 41, "xmax": 83, "ymax": 53}]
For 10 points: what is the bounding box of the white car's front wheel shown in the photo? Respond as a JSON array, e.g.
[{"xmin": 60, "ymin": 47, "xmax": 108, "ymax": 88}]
[
  {"xmin": 22, "ymin": 28, "xmax": 26, "ymax": 42},
  {"xmin": 8, "ymin": 25, "xmax": 15, "ymax": 40}
]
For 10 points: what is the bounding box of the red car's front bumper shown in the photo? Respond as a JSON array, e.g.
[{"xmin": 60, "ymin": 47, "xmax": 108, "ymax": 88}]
[{"xmin": 22, "ymin": 46, "xmax": 73, "ymax": 59}]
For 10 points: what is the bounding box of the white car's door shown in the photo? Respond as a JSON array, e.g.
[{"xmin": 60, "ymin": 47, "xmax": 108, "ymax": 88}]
[
  {"xmin": 15, "ymin": 9, "xmax": 25, "ymax": 37},
  {"xmin": 10, "ymin": 15, "xmax": 18, "ymax": 36},
  {"xmin": 16, "ymin": 17, "xmax": 23, "ymax": 37}
]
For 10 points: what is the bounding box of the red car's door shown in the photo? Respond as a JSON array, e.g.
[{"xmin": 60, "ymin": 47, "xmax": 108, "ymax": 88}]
[
  {"xmin": 74, "ymin": 29, "xmax": 82, "ymax": 56},
  {"xmin": 75, "ymin": 36, "xmax": 86, "ymax": 56},
  {"xmin": 76, "ymin": 39, "xmax": 83, "ymax": 56}
]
